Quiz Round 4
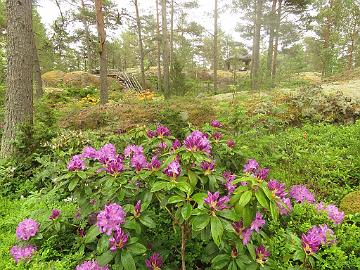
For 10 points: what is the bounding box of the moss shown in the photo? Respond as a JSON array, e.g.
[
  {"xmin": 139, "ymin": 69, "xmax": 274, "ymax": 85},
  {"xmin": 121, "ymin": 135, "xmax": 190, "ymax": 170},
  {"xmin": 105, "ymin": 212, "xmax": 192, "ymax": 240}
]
[{"xmin": 340, "ymin": 190, "xmax": 360, "ymax": 214}]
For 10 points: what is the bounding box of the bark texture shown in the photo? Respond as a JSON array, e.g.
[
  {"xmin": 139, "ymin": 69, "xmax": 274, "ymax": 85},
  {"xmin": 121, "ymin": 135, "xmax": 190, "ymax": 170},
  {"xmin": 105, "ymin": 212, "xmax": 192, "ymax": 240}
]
[
  {"xmin": 161, "ymin": 0, "xmax": 170, "ymax": 97},
  {"xmin": 1, "ymin": 0, "xmax": 33, "ymax": 158},
  {"xmin": 251, "ymin": 0, "xmax": 263, "ymax": 90},
  {"xmin": 213, "ymin": 0, "xmax": 218, "ymax": 93},
  {"xmin": 81, "ymin": 0, "xmax": 93, "ymax": 73},
  {"xmin": 134, "ymin": 0, "xmax": 145, "ymax": 88},
  {"xmin": 155, "ymin": 0, "xmax": 162, "ymax": 91},
  {"xmin": 95, "ymin": 0, "xmax": 108, "ymax": 104}
]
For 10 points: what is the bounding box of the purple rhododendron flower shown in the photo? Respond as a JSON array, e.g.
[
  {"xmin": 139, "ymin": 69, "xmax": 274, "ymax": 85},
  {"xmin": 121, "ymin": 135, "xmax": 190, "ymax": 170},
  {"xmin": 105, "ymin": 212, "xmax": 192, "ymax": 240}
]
[
  {"xmin": 146, "ymin": 252, "xmax": 164, "ymax": 270},
  {"xmin": 243, "ymin": 159, "xmax": 259, "ymax": 173},
  {"xmin": 210, "ymin": 120, "xmax": 222, "ymax": 128},
  {"xmin": 67, "ymin": 155, "xmax": 86, "ymax": 171},
  {"xmin": 81, "ymin": 146, "xmax": 98, "ymax": 159},
  {"xmin": 163, "ymin": 159, "xmax": 181, "ymax": 178},
  {"xmin": 131, "ymin": 154, "xmax": 149, "ymax": 172},
  {"xmin": 124, "ymin": 144, "xmax": 144, "ymax": 158},
  {"xmin": 76, "ymin": 260, "xmax": 109, "ymax": 270},
  {"xmin": 301, "ymin": 224, "xmax": 335, "ymax": 255},
  {"xmin": 212, "ymin": 132, "xmax": 223, "ymax": 141},
  {"xmin": 147, "ymin": 130, "xmax": 156, "ymax": 138},
  {"xmin": 96, "ymin": 144, "xmax": 116, "ymax": 164},
  {"xmin": 184, "ymin": 130, "xmax": 212, "ymax": 154},
  {"xmin": 223, "ymin": 171, "xmax": 237, "ymax": 195},
  {"xmin": 148, "ymin": 156, "xmax": 161, "ymax": 170},
  {"xmin": 156, "ymin": 126, "xmax": 171, "ymax": 137},
  {"xmin": 134, "ymin": 200, "xmax": 142, "ymax": 217},
  {"xmin": 256, "ymin": 245, "xmax": 270, "ymax": 265},
  {"xmin": 290, "ymin": 185, "xmax": 315, "ymax": 204},
  {"xmin": 232, "ymin": 221, "xmax": 252, "ymax": 245},
  {"xmin": 109, "ymin": 228, "xmax": 129, "ymax": 251},
  {"xmin": 204, "ymin": 191, "xmax": 229, "ymax": 211},
  {"xmin": 268, "ymin": 180, "xmax": 287, "ymax": 198},
  {"xmin": 227, "ymin": 140, "xmax": 235, "ymax": 148},
  {"xmin": 277, "ymin": 197, "xmax": 292, "ymax": 216},
  {"xmin": 200, "ymin": 161, "xmax": 215, "ymax": 175},
  {"xmin": 105, "ymin": 155, "xmax": 124, "ymax": 175},
  {"xmin": 250, "ymin": 212, "xmax": 266, "ymax": 232},
  {"xmin": 157, "ymin": 142, "xmax": 168, "ymax": 151},
  {"xmin": 172, "ymin": 139, "xmax": 181, "ymax": 150},
  {"xmin": 49, "ymin": 209, "xmax": 61, "ymax": 220},
  {"xmin": 10, "ymin": 245, "xmax": 37, "ymax": 263},
  {"xmin": 316, "ymin": 203, "xmax": 344, "ymax": 225},
  {"xmin": 96, "ymin": 203, "xmax": 126, "ymax": 235},
  {"xmin": 16, "ymin": 219, "xmax": 39, "ymax": 241},
  {"xmin": 255, "ymin": 168, "xmax": 270, "ymax": 180}
]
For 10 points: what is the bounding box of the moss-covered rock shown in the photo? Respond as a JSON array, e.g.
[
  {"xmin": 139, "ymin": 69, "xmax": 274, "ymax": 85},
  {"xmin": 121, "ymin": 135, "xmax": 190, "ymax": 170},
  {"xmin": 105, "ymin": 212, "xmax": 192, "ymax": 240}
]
[
  {"xmin": 340, "ymin": 190, "xmax": 360, "ymax": 214},
  {"xmin": 42, "ymin": 70, "xmax": 65, "ymax": 87}
]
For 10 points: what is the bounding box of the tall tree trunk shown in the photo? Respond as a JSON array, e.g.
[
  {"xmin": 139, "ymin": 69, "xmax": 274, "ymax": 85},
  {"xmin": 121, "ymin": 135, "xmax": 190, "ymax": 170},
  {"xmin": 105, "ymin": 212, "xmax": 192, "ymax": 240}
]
[
  {"xmin": 321, "ymin": 0, "xmax": 334, "ymax": 76},
  {"xmin": 271, "ymin": 0, "xmax": 282, "ymax": 80},
  {"xmin": 267, "ymin": 0, "xmax": 277, "ymax": 80},
  {"xmin": 95, "ymin": 0, "xmax": 108, "ymax": 104},
  {"xmin": 213, "ymin": 0, "xmax": 218, "ymax": 93},
  {"xmin": 81, "ymin": 0, "xmax": 93, "ymax": 73},
  {"xmin": 33, "ymin": 33, "xmax": 43, "ymax": 99},
  {"xmin": 170, "ymin": 0, "xmax": 174, "ymax": 68},
  {"xmin": 251, "ymin": 0, "xmax": 263, "ymax": 90},
  {"xmin": 155, "ymin": 0, "xmax": 162, "ymax": 92},
  {"xmin": 161, "ymin": 0, "xmax": 170, "ymax": 98},
  {"xmin": 134, "ymin": 0, "xmax": 145, "ymax": 88},
  {"xmin": 1, "ymin": 0, "xmax": 33, "ymax": 158},
  {"xmin": 348, "ymin": 24, "xmax": 356, "ymax": 70}
]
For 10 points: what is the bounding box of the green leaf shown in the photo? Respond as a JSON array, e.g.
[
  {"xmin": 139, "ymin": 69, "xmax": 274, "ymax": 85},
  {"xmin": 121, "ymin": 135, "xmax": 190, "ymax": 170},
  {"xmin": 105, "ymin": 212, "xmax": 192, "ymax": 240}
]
[
  {"xmin": 188, "ymin": 170, "xmax": 198, "ymax": 187},
  {"xmin": 270, "ymin": 202, "xmax": 278, "ymax": 221},
  {"xmin": 211, "ymin": 215, "xmax": 224, "ymax": 246},
  {"xmin": 121, "ymin": 250, "xmax": 136, "ymax": 270},
  {"xmin": 141, "ymin": 191, "xmax": 153, "ymax": 210},
  {"xmin": 217, "ymin": 209, "xmax": 239, "ymax": 222},
  {"xmin": 168, "ymin": 195, "xmax": 185, "ymax": 204},
  {"xmin": 192, "ymin": 192, "xmax": 207, "ymax": 207},
  {"xmin": 238, "ymin": 191, "xmax": 252, "ymax": 207},
  {"xmin": 227, "ymin": 261, "xmax": 237, "ymax": 270},
  {"xmin": 68, "ymin": 178, "xmax": 79, "ymax": 191},
  {"xmin": 181, "ymin": 203, "xmax": 192, "ymax": 220},
  {"xmin": 139, "ymin": 215, "xmax": 156, "ymax": 228},
  {"xmin": 97, "ymin": 234, "xmax": 109, "ymax": 253},
  {"xmin": 150, "ymin": 181, "xmax": 168, "ymax": 192},
  {"xmin": 84, "ymin": 225, "xmax": 100, "ymax": 244},
  {"xmin": 211, "ymin": 254, "xmax": 230, "ymax": 269},
  {"xmin": 77, "ymin": 171, "xmax": 87, "ymax": 179},
  {"xmin": 247, "ymin": 243, "xmax": 256, "ymax": 260},
  {"xmin": 97, "ymin": 250, "xmax": 115, "ymax": 266},
  {"xmin": 255, "ymin": 189, "xmax": 269, "ymax": 209},
  {"xmin": 127, "ymin": 242, "xmax": 147, "ymax": 255},
  {"xmin": 192, "ymin": 214, "xmax": 210, "ymax": 231},
  {"xmin": 176, "ymin": 181, "xmax": 192, "ymax": 195},
  {"xmin": 209, "ymin": 175, "xmax": 217, "ymax": 191},
  {"xmin": 293, "ymin": 249, "xmax": 305, "ymax": 261}
]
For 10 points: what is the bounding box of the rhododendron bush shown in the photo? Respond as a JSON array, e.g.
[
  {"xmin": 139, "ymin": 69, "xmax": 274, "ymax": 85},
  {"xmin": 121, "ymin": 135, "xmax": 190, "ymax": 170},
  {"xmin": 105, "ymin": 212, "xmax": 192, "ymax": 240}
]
[{"xmin": 9, "ymin": 122, "xmax": 348, "ymax": 269}]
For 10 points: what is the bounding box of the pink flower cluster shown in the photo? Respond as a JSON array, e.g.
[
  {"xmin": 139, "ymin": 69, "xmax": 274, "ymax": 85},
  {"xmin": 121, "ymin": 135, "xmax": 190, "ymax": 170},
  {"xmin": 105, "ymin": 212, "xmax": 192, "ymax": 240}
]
[
  {"xmin": 232, "ymin": 212, "xmax": 266, "ymax": 245},
  {"xmin": 147, "ymin": 125, "xmax": 171, "ymax": 138},
  {"xmin": 301, "ymin": 224, "xmax": 335, "ymax": 255},
  {"xmin": 96, "ymin": 203, "xmax": 126, "ymax": 235},
  {"xmin": 184, "ymin": 130, "xmax": 211, "ymax": 154},
  {"xmin": 204, "ymin": 191, "xmax": 229, "ymax": 212},
  {"xmin": 316, "ymin": 203, "xmax": 345, "ymax": 225},
  {"xmin": 289, "ymin": 185, "xmax": 316, "ymax": 203},
  {"xmin": 16, "ymin": 219, "xmax": 39, "ymax": 241},
  {"xmin": 146, "ymin": 252, "xmax": 164, "ymax": 270},
  {"xmin": 10, "ymin": 245, "xmax": 37, "ymax": 263},
  {"xmin": 76, "ymin": 260, "xmax": 109, "ymax": 270},
  {"xmin": 255, "ymin": 245, "xmax": 270, "ymax": 265},
  {"xmin": 268, "ymin": 179, "xmax": 292, "ymax": 216},
  {"xmin": 163, "ymin": 159, "xmax": 181, "ymax": 178},
  {"xmin": 243, "ymin": 159, "xmax": 269, "ymax": 180}
]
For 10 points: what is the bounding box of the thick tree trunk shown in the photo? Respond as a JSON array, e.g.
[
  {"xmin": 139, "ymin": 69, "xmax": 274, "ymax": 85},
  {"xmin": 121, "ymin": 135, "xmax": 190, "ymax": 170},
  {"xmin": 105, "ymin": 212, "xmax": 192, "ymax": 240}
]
[
  {"xmin": 81, "ymin": 0, "xmax": 93, "ymax": 73},
  {"xmin": 95, "ymin": 0, "xmax": 108, "ymax": 104},
  {"xmin": 267, "ymin": 0, "xmax": 277, "ymax": 79},
  {"xmin": 134, "ymin": 0, "xmax": 145, "ymax": 88},
  {"xmin": 251, "ymin": 0, "xmax": 263, "ymax": 90},
  {"xmin": 348, "ymin": 25, "xmax": 356, "ymax": 70},
  {"xmin": 155, "ymin": 0, "xmax": 162, "ymax": 92},
  {"xmin": 33, "ymin": 33, "xmax": 43, "ymax": 99},
  {"xmin": 271, "ymin": 0, "xmax": 282, "ymax": 80},
  {"xmin": 161, "ymin": 0, "xmax": 170, "ymax": 98},
  {"xmin": 213, "ymin": 0, "xmax": 218, "ymax": 93},
  {"xmin": 322, "ymin": 0, "xmax": 334, "ymax": 76},
  {"xmin": 1, "ymin": 0, "xmax": 33, "ymax": 158}
]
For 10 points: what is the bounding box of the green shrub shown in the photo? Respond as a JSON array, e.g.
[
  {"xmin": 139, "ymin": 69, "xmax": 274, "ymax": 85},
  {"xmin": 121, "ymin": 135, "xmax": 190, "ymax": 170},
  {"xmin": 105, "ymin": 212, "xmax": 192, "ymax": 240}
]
[{"xmin": 340, "ymin": 191, "xmax": 360, "ymax": 214}]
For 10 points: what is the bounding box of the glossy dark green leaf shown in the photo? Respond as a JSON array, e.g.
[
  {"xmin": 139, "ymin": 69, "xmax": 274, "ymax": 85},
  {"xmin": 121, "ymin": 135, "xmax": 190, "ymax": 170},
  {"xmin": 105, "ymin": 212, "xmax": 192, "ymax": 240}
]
[
  {"xmin": 255, "ymin": 189, "xmax": 269, "ymax": 209},
  {"xmin": 84, "ymin": 225, "xmax": 101, "ymax": 244},
  {"xmin": 192, "ymin": 214, "xmax": 210, "ymax": 231},
  {"xmin": 97, "ymin": 250, "xmax": 115, "ymax": 266},
  {"xmin": 150, "ymin": 181, "xmax": 168, "ymax": 192},
  {"xmin": 168, "ymin": 195, "xmax": 185, "ymax": 204},
  {"xmin": 121, "ymin": 250, "xmax": 136, "ymax": 270},
  {"xmin": 238, "ymin": 191, "xmax": 252, "ymax": 207},
  {"xmin": 211, "ymin": 254, "xmax": 230, "ymax": 269},
  {"xmin": 211, "ymin": 215, "xmax": 224, "ymax": 246},
  {"xmin": 181, "ymin": 203, "xmax": 192, "ymax": 220},
  {"xmin": 139, "ymin": 215, "xmax": 156, "ymax": 228}
]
